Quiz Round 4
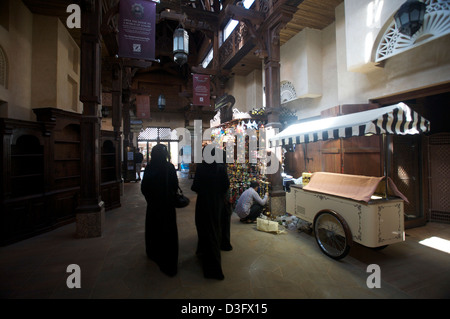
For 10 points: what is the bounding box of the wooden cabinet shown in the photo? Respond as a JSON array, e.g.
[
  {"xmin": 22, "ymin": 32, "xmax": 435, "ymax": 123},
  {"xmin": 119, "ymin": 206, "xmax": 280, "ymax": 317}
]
[
  {"xmin": 101, "ymin": 131, "xmax": 121, "ymax": 211},
  {"xmin": 0, "ymin": 108, "xmax": 121, "ymax": 245},
  {"xmin": 1, "ymin": 119, "xmax": 48, "ymax": 245},
  {"xmin": 10, "ymin": 134, "xmax": 45, "ymax": 197},
  {"xmin": 54, "ymin": 124, "xmax": 81, "ymax": 190}
]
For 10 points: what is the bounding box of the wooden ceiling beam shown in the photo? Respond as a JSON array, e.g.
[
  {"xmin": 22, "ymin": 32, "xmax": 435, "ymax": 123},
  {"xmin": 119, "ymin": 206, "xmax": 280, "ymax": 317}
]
[
  {"xmin": 220, "ymin": 4, "xmax": 265, "ymax": 26},
  {"xmin": 157, "ymin": 10, "xmax": 216, "ymax": 33}
]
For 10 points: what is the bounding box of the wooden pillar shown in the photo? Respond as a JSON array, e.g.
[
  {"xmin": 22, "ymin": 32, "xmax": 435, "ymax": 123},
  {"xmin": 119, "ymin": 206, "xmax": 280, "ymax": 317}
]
[
  {"xmin": 77, "ymin": 0, "xmax": 104, "ymax": 238},
  {"xmin": 262, "ymin": 8, "xmax": 296, "ymax": 215},
  {"xmin": 122, "ymin": 85, "xmax": 132, "ymax": 182},
  {"xmin": 111, "ymin": 62, "xmax": 123, "ymax": 185},
  {"xmin": 264, "ymin": 26, "xmax": 282, "ymax": 126},
  {"xmin": 122, "ymin": 67, "xmax": 132, "ymax": 145}
]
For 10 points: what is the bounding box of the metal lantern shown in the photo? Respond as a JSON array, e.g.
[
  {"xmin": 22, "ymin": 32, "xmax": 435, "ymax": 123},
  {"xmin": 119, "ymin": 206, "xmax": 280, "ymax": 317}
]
[
  {"xmin": 101, "ymin": 106, "xmax": 110, "ymax": 118},
  {"xmin": 394, "ymin": 0, "xmax": 427, "ymax": 37},
  {"xmin": 158, "ymin": 94, "xmax": 166, "ymax": 111},
  {"xmin": 173, "ymin": 25, "xmax": 189, "ymax": 66}
]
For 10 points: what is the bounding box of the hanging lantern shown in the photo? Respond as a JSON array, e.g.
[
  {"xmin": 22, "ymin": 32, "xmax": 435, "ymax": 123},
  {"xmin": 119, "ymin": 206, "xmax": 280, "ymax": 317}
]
[
  {"xmin": 101, "ymin": 106, "xmax": 110, "ymax": 118},
  {"xmin": 158, "ymin": 94, "xmax": 166, "ymax": 111},
  {"xmin": 173, "ymin": 25, "xmax": 189, "ymax": 66},
  {"xmin": 394, "ymin": 0, "xmax": 427, "ymax": 37}
]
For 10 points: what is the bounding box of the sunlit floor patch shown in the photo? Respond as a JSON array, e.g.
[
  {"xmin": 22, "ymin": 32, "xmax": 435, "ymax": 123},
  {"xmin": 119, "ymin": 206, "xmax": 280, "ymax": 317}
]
[{"xmin": 419, "ymin": 236, "xmax": 450, "ymax": 254}]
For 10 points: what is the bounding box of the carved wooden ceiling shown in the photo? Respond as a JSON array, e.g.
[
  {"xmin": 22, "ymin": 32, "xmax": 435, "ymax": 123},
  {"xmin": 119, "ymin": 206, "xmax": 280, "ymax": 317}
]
[
  {"xmin": 22, "ymin": 0, "xmax": 343, "ymax": 110},
  {"xmin": 23, "ymin": 0, "xmax": 343, "ymax": 73},
  {"xmin": 233, "ymin": 0, "xmax": 344, "ymax": 76}
]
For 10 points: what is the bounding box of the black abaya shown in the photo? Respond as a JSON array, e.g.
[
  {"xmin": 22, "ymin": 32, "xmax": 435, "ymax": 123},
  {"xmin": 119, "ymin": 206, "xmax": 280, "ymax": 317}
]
[
  {"xmin": 141, "ymin": 161, "xmax": 179, "ymax": 277},
  {"xmin": 191, "ymin": 162, "xmax": 230, "ymax": 279}
]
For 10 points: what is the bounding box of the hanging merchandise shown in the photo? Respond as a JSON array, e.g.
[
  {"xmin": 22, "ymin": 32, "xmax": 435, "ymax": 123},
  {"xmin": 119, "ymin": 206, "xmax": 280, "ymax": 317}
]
[{"xmin": 210, "ymin": 114, "xmax": 270, "ymax": 209}]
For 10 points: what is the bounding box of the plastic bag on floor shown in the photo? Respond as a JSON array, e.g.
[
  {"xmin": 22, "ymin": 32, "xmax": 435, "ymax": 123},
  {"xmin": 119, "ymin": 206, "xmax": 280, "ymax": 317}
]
[{"xmin": 256, "ymin": 218, "xmax": 286, "ymax": 235}]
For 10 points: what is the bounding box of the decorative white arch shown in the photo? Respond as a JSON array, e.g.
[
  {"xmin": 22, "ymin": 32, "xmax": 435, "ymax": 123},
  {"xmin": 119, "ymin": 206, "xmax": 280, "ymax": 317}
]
[
  {"xmin": 280, "ymin": 80, "xmax": 297, "ymax": 103},
  {"xmin": 374, "ymin": 0, "xmax": 450, "ymax": 63}
]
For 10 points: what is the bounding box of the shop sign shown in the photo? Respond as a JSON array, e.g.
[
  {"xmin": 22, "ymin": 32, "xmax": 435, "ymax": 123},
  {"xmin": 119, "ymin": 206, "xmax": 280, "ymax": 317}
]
[
  {"xmin": 118, "ymin": 0, "xmax": 156, "ymax": 61},
  {"xmin": 135, "ymin": 95, "xmax": 150, "ymax": 119},
  {"xmin": 193, "ymin": 74, "xmax": 210, "ymax": 106},
  {"xmin": 130, "ymin": 119, "xmax": 143, "ymax": 125}
]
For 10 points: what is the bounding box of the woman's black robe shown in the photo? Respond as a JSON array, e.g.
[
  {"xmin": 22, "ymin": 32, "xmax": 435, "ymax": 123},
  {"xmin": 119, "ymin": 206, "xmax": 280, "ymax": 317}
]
[
  {"xmin": 141, "ymin": 161, "xmax": 179, "ymax": 276},
  {"xmin": 191, "ymin": 162, "xmax": 230, "ymax": 279}
]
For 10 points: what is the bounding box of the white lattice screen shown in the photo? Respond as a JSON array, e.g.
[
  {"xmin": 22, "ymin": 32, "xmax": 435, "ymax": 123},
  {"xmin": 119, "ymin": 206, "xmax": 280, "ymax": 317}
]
[
  {"xmin": 374, "ymin": 0, "xmax": 450, "ymax": 63},
  {"xmin": 138, "ymin": 127, "xmax": 179, "ymax": 141}
]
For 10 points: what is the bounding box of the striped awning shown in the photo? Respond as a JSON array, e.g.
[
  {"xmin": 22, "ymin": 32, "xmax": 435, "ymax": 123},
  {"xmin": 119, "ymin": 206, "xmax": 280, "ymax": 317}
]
[{"xmin": 269, "ymin": 103, "xmax": 430, "ymax": 148}]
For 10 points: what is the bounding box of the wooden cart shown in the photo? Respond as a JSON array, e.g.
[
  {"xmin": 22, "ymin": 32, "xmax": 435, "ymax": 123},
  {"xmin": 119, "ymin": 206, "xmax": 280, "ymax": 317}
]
[
  {"xmin": 270, "ymin": 103, "xmax": 430, "ymax": 259},
  {"xmin": 286, "ymin": 173, "xmax": 406, "ymax": 259}
]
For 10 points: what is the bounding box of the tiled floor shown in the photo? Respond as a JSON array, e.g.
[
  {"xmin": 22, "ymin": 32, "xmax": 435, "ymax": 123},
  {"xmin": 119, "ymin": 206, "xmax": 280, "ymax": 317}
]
[{"xmin": 1, "ymin": 172, "xmax": 449, "ymax": 300}]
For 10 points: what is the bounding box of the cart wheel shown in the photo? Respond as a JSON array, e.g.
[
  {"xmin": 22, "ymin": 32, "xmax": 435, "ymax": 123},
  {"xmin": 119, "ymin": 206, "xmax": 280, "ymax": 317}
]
[{"xmin": 314, "ymin": 210, "xmax": 352, "ymax": 260}]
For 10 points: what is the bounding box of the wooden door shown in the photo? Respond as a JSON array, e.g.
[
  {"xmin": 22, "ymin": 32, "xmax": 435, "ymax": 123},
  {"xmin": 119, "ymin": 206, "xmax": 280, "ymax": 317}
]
[
  {"xmin": 392, "ymin": 135, "xmax": 424, "ymax": 227},
  {"xmin": 429, "ymin": 133, "xmax": 450, "ymax": 223},
  {"xmin": 342, "ymin": 135, "xmax": 382, "ymax": 177}
]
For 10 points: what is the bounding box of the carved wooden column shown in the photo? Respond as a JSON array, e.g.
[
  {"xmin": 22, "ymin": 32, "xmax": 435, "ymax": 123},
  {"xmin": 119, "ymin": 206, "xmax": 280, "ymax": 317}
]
[
  {"xmin": 111, "ymin": 62, "xmax": 123, "ymax": 185},
  {"xmin": 121, "ymin": 84, "xmax": 132, "ymax": 182},
  {"xmin": 264, "ymin": 26, "xmax": 282, "ymax": 128},
  {"xmin": 263, "ymin": 6, "xmax": 296, "ymax": 215},
  {"xmin": 77, "ymin": 0, "xmax": 104, "ymax": 238},
  {"xmin": 122, "ymin": 67, "xmax": 132, "ymax": 145}
]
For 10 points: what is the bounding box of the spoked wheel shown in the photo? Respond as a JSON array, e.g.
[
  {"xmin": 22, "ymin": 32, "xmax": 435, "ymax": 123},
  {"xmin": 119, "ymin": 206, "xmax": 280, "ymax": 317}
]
[{"xmin": 314, "ymin": 210, "xmax": 352, "ymax": 260}]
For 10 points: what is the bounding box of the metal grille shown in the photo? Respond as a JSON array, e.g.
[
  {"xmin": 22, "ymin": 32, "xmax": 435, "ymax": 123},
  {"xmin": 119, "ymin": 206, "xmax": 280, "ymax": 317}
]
[
  {"xmin": 138, "ymin": 127, "xmax": 179, "ymax": 141},
  {"xmin": 393, "ymin": 137, "xmax": 419, "ymax": 218},
  {"xmin": 430, "ymin": 211, "xmax": 450, "ymax": 223},
  {"xmin": 138, "ymin": 127, "xmax": 158, "ymax": 140},
  {"xmin": 429, "ymin": 133, "xmax": 450, "ymax": 223},
  {"xmin": 158, "ymin": 127, "xmax": 172, "ymax": 140}
]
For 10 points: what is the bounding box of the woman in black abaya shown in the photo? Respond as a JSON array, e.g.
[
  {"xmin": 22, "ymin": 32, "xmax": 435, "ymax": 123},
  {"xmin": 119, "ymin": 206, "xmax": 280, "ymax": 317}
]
[
  {"xmin": 191, "ymin": 146, "xmax": 230, "ymax": 280},
  {"xmin": 141, "ymin": 144, "xmax": 179, "ymax": 277}
]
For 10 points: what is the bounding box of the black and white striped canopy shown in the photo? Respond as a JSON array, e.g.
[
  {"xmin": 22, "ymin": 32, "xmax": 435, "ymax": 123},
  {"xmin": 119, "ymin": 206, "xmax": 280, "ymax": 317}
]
[{"xmin": 269, "ymin": 103, "xmax": 430, "ymax": 148}]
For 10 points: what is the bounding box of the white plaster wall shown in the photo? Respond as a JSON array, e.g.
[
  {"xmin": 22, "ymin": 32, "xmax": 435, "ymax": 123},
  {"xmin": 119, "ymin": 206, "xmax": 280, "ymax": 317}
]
[
  {"xmin": 336, "ymin": 2, "xmax": 450, "ymax": 105},
  {"xmin": 281, "ymin": 23, "xmax": 338, "ymax": 120},
  {"xmin": 344, "ymin": 0, "xmax": 405, "ymax": 72},
  {"xmin": 280, "ymin": 28, "xmax": 323, "ymax": 98},
  {"xmin": 31, "ymin": 15, "xmax": 58, "ymax": 110},
  {"xmin": 321, "ymin": 23, "xmax": 339, "ymax": 111},
  {"xmin": 32, "ymin": 15, "xmax": 82, "ymax": 114},
  {"xmin": 280, "ymin": 1, "xmax": 450, "ymax": 120},
  {"xmin": 0, "ymin": 0, "xmax": 34, "ymax": 120},
  {"xmin": 56, "ymin": 18, "xmax": 81, "ymax": 113},
  {"xmin": 0, "ymin": 1, "xmax": 83, "ymax": 121},
  {"xmin": 225, "ymin": 75, "xmax": 249, "ymax": 112},
  {"xmin": 245, "ymin": 69, "xmax": 263, "ymax": 110}
]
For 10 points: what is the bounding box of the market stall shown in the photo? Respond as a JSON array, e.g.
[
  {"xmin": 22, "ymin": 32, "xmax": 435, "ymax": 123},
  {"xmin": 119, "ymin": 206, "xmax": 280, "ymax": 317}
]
[
  {"xmin": 269, "ymin": 102, "xmax": 430, "ymax": 259},
  {"xmin": 210, "ymin": 108, "xmax": 269, "ymax": 208}
]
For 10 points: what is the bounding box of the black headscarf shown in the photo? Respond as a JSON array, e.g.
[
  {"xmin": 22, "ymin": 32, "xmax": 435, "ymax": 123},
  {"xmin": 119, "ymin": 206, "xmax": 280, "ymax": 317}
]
[
  {"xmin": 141, "ymin": 144, "xmax": 177, "ymax": 203},
  {"xmin": 148, "ymin": 144, "xmax": 169, "ymax": 170}
]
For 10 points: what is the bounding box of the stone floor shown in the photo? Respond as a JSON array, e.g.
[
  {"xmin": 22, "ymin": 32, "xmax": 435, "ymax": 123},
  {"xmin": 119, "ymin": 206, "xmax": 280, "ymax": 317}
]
[{"xmin": 1, "ymin": 172, "xmax": 449, "ymax": 302}]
